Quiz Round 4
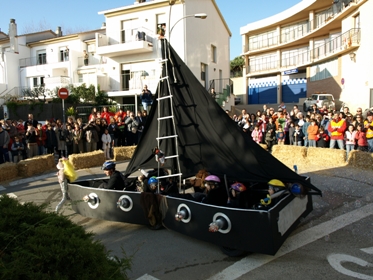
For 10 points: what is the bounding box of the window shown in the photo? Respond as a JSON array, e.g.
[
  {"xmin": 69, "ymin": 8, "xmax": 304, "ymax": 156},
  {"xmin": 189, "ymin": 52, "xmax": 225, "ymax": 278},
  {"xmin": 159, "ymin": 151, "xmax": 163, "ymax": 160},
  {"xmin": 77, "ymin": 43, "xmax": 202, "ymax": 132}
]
[
  {"xmin": 121, "ymin": 19, "xmax": 139, "ymax": 43},
  {"xmin": 59, "ymin": 47, "xmax": 69, "ymax": 62},
  {"xmin": 249, "ymin": 29, "xmax": 278, "ymax": 51},
  {"xmin": 31, "ymin": 76, "xmax": 45, "ymax": 87},
  {"xmin": 281, "ymin": 20, "xmax": 309, "ymax": 43},
  {"xmin": 78, "ymin": 74, "xmax": 83, "ymax": 83},
  {"xmin": 156, "ymin": 14, "xmax": 167, "ymax": 37},
  {"xmin": 121, "ymin": 70, "xmax": 130, "ymax": 91},
  {"xmin": 201, "ymin": 63, "xmax": 207, "ymax": 88},
  {"xmin": 37, "ymin": 50, "xmax": 47, "ymax": 65},
  {"xmin": 211, "ymin": 45, "xmax": 217, "ymax": 63}
]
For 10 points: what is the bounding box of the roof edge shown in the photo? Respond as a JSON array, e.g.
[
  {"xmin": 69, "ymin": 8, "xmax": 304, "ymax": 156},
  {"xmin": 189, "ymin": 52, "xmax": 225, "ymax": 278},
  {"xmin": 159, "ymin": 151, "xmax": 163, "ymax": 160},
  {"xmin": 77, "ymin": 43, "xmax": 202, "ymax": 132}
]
[{"xmin": 240, "ymin": 0, "xmax": 317, "ymax": 34}]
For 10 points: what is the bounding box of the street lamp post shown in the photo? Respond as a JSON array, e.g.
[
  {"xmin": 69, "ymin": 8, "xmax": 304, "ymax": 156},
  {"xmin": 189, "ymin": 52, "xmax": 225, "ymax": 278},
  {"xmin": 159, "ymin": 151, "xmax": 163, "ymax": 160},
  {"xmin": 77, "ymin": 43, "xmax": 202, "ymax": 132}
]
[{"xmin": 169, "ymin": 13, "xmax": 207, "ymax": 39}]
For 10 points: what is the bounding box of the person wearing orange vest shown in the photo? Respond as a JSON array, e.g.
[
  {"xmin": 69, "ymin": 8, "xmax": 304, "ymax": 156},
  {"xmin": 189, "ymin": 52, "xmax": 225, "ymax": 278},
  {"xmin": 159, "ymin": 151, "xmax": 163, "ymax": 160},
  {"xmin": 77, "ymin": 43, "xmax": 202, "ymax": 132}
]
[
  {"xmin": 327, "ymin": 112, "xmax": 346, "ymax": 149},
  {"xmin": 364, "ymin": 112, "xmax": 373, "ymax": 152}
]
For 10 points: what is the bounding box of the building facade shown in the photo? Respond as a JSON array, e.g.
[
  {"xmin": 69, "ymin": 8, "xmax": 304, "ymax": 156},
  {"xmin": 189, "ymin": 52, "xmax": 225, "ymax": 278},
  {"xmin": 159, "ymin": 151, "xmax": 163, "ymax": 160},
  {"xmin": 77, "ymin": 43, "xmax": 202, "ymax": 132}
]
[
  {"xmin": 97, "ymin": 0, "xmax": 231, "ymax": 106},
  {"xmin": 240, "ymin": 0, "xmax": 372, "ymax": 111},
  {"xmin": 0, "ymin": 0, "xmax": 231, "ymax": 113}
]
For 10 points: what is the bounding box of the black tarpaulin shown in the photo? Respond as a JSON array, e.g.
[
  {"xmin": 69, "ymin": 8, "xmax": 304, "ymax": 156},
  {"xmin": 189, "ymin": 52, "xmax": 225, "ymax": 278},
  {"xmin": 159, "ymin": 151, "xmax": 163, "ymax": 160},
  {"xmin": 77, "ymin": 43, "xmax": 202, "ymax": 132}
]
[{"xmin": 124, "ymin": 40, "xmax": 321, "ymax": 194}]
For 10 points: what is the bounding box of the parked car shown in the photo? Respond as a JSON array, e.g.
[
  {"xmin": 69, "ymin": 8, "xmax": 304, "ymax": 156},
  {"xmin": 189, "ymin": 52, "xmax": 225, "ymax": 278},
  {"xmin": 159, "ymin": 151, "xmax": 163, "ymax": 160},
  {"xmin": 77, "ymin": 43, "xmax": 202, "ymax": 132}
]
[{"xmin": 303, "ymin": 94, "xmax": 335, "ymax": 112}]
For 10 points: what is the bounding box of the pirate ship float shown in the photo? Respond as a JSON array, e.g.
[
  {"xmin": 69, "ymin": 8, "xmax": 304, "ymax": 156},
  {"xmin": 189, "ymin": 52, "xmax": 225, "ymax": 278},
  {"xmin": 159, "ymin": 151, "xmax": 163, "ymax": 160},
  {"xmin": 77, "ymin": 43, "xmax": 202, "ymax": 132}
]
[{"xmin": 68, "ymin": 40, "xmax": 321, "ymax": 256}]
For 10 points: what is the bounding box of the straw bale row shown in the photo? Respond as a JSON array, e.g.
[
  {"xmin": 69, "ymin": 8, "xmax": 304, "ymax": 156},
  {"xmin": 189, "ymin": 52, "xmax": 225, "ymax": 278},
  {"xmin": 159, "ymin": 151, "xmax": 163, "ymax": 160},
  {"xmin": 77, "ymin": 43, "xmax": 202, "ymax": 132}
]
[
  {"xmin": 113, "ymin": 146, "xmax": 137, "ymax": 161},
  {"xmin": 0, "ymin": 162, "xmax": 18, "ymax": 182},
  {"xmin": 69, "ymin": 150, "xmax": 106, "ymax": 170},
  {"xmin": 17, "ymin": 154, "xmax": 55, "ymax": 178},
  {"xmin": 347, "ymin": 150, "xmax": 373, "ymax": 170},
  {"xmin": 272, "ymin": 145, "xmax": 307, "ymax": 168},
  {"xmin": 272, "ymin": 145, "xmax": 373, "ymax": 171}
]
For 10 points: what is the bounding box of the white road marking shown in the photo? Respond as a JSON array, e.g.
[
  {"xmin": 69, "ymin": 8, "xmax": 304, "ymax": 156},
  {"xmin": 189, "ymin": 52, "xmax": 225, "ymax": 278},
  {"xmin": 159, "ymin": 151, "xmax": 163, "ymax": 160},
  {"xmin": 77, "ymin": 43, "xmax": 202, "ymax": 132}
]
[
  {"xmin": 136, "ymin": 274, "xmax": 160, "ymax": 280},
  {"xmin": 208, "ymin": 203, "xmax": 373, "ymax": 280},
  {"xmin": 361, "ymin": 247, "xmax": 373, "ymax": 255},
  {"xmin": 327, "ymin": 253, "xmax": 373, "ymax": 280},
  {"xmin": 0, "ymin": 185, "xmax": 6, "ymax": 191}
]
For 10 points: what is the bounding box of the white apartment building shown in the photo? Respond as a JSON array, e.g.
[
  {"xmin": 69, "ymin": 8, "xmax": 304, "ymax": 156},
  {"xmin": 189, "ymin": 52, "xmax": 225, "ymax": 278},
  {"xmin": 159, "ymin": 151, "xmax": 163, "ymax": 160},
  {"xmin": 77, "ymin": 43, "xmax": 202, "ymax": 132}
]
[
  {"xmin": 0, "ymin": 0, "xmax": 231, "ymax": 112},
  {"xmin": 96, "ymin": 0, "xmax": 231, "ymax": 105},
  {"xmin": 240, "ymin": 0, "xmax": 373, "ymax": 111},
  {"xmin": 0, "ymin": 21, "xmax": 108, "ymax": 103}
]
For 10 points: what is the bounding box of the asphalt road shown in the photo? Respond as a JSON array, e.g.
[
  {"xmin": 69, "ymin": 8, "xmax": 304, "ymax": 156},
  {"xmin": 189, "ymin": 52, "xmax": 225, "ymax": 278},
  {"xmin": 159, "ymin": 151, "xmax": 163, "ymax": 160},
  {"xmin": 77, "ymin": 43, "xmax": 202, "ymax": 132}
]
[{"xmin": 1, "ymin": 162, "xmax": 373, "ymax": 280}]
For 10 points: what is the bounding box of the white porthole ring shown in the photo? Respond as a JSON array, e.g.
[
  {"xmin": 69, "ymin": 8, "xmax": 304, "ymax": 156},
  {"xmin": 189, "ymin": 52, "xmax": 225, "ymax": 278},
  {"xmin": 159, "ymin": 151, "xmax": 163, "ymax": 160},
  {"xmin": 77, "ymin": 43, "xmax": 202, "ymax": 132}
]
[
  {"xmin": 212, "ymin": 212, "xmax": 232, "ymax": 234},
  {"xmin": 87, "ymin": 193, "xmax": 100, "ymax": 209},
  {"xmin": 117, "ymin": 195, "xmax": 133, "ymax": 212},
  {"xmin": 176, "ymin": 203, "xmax": 192, "ymax": 223}
]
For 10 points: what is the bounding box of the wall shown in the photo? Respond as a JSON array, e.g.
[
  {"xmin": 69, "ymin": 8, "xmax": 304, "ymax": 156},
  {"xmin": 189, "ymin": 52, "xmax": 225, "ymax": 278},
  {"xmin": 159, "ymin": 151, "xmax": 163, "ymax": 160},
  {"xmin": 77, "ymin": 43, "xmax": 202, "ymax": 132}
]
[
  {"xmin": 1, "ymin": 103, "xmax": 73, "ymax": 122},
  {"xmin": 184, "ymin": 0, "xmax": 230, "ymax": 88}
]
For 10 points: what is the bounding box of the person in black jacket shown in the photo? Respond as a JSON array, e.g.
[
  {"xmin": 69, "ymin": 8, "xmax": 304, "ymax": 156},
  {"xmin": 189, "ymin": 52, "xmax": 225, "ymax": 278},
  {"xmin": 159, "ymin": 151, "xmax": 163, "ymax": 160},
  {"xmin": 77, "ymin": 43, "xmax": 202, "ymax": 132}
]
[
  {"xmin": 100, "ymin": 161, "xmax": 125, "ymax": 190},
  {"xmin": 45, "ymin": 124, "xmax": 58, "ymax": 155}
]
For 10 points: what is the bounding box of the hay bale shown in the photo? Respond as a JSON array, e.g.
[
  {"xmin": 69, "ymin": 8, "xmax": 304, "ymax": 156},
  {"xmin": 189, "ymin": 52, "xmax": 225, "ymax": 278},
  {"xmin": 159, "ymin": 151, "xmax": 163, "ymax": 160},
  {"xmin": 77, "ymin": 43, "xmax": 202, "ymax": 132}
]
[
  {"xmin": 17, "ymin": 154, "xmax": 55, "ymax": 178},
  {"xmin": 271, "ymin": 145, "xmax": 307, "ymax": 168},
  {"xmin": 347, "ymin": 150, "xmax": 373, "ymax": 170},
  {"xmin": 113, "ymin": 146, "xmax": 137, "ymax": 161},
  {"xmin": 306, "ymin": 147, "xmax": 346, "ymax": 167},
  {"xmin": 0, "ymin": 162, "xmax": 18, "ymax": 182},
  {"xmin": 69, "ymin": 150, "xmax": 105, "ymax": 170}
]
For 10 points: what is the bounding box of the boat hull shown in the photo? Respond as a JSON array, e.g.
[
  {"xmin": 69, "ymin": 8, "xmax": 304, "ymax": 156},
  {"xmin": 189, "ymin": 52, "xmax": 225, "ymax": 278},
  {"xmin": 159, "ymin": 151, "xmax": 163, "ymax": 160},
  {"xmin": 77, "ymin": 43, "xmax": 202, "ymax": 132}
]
[{"xmin": 68, "ymin": 179, "xmax": 313, "ymax": 255}]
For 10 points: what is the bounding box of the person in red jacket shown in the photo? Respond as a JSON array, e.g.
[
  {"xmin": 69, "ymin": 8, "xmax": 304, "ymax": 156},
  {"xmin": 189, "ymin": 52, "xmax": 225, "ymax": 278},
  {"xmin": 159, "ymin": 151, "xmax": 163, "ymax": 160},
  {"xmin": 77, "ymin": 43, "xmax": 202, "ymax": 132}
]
[
  {"xmin": 315, "ymin": 127, "xmax": 330, "ymax": 148},
  {"xmin": 327, "ymin": 112, "xmax": 346, "ymax": 149},
  {"xmin": 355, "ymin": 124, "xmax": 368, "ymax": 152}
]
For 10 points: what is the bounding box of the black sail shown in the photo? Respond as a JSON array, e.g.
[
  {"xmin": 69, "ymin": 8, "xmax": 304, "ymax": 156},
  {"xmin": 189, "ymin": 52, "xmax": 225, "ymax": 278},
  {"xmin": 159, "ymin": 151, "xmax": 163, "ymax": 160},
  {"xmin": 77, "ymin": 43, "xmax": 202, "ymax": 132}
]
[{"xmin": 124, "ymin": 40, "xmax": 321, "ymax": 194}]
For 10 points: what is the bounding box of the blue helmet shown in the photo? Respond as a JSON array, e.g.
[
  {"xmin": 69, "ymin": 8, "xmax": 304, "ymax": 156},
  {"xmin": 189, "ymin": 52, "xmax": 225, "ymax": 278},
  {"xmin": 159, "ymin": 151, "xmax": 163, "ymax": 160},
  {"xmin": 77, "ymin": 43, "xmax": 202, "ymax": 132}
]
[
  {"xmin": 102, "ymin": 161, "xmax": 116, "ymax": 170},
  {"xmin": 148, "ymin": 176, "xmax": 158, "ymax": 185}
]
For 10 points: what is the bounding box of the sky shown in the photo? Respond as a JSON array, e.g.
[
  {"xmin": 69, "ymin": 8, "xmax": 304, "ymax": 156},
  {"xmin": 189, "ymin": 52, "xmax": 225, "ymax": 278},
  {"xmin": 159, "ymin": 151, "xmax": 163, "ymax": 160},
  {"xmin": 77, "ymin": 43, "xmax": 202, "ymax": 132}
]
[{"xmin": 0, "ymin": 0, "xmax": 300, "ymax": 60}]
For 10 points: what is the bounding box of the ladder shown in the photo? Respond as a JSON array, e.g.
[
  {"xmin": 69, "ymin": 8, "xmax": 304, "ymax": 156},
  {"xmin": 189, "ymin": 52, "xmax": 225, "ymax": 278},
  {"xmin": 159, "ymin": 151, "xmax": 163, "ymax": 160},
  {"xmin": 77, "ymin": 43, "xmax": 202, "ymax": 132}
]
[{"xmin": 156, "ymin": 40, "xmax": 182, "ymax": 192}]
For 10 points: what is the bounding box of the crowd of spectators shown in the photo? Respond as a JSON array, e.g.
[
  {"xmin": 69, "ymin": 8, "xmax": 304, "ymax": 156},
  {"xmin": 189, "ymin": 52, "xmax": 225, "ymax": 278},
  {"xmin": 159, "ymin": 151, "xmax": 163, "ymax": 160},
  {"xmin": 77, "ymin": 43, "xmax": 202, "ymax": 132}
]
[
  {"xmin": 230, "ymin": 104, "xmax": 373, "ymax": 157},
  {"xmin": 0, "ymin": 107, "xmax": 149, "ymax": 164},
  {"xmin": 1, "ymin": 102, "xmax": 372, "ymax": 165}
]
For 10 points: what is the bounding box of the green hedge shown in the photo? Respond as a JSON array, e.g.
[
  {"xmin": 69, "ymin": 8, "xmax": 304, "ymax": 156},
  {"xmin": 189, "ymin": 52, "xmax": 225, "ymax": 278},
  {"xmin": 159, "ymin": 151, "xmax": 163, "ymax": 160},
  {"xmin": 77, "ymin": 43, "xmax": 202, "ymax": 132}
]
[{"xmin": 0, "ymin": 195, "xmax": 131, "ymax": 280}]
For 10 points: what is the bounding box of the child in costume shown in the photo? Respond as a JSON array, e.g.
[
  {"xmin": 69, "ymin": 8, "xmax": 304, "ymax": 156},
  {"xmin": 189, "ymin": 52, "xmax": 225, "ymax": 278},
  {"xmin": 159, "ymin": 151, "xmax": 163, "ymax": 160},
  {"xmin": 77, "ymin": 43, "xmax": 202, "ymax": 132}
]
[
  {"xmin": 55, "ymin": 157, "xmax": 78, "ymax": 213},
  {"xmin": 152, "ymin": 146, "xmax": 166, "ymax": 166}
]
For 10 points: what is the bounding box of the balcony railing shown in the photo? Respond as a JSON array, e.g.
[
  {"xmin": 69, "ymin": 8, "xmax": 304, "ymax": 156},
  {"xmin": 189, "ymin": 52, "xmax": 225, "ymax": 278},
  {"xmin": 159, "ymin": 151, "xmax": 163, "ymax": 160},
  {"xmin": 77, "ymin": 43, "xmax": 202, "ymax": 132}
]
[
  {"xmin": 97, "ymin": 26, "xmax": 155, "ymax": 47},
  {"xmin": 246, "ymin": 0, "xmax": 359, "ymax": 52},
  {"xmin": 248, "ymin": 28, "xmax": 360, "ymax": 73},
  {"xmin": 20, "ymin": 56, "xmax": 48, "ymax": 67},
  {"xmin": 77, "ymin": 56, "xmax": 102, "ymax": 67}
]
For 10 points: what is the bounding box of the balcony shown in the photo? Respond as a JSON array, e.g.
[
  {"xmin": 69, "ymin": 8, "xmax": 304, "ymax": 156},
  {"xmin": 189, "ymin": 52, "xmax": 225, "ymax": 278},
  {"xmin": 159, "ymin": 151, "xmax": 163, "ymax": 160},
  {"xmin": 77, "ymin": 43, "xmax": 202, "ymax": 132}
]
[
  {"xmin": 245, "ymin": 0, "xmax": 362, "ymax": 54},
  {"xmin": 44, "ymin": 76, "xmax": 71, "ymax": 90},
  {"xmin": 20, "ymin": 55, "xmax": 49, "ymax": 68},
  {"xmin": 96, "ymin": 27, "xmax": 154, "ymax": 58},
  {"xmin": 247, "ymin": 28, "xmax": 360, "ymax": 75}
]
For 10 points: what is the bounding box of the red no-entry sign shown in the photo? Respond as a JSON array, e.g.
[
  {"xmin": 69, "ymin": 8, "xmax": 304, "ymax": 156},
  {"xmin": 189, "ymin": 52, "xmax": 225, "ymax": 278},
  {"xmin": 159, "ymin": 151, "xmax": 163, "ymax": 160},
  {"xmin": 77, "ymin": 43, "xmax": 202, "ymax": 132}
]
[{"xmin": 58, "ymin": 87, "xmax": 69, "ymax": 99}]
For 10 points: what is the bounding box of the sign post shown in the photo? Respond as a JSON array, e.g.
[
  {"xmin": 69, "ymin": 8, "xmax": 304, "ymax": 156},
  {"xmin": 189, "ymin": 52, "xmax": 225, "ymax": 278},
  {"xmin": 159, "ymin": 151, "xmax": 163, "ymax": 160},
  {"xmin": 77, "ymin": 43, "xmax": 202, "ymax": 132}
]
[{"xmin": 58, "ymin": 88, "xmax": 69, "ymax": 125}]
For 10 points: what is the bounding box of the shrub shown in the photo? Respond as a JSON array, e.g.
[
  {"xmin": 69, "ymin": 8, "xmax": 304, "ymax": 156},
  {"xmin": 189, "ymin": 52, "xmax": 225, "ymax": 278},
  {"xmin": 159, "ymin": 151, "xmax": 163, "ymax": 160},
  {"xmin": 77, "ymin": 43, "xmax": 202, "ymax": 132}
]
[{"xmin": 0, "ymin": 195, "xmax": 132, "ymax": 280}]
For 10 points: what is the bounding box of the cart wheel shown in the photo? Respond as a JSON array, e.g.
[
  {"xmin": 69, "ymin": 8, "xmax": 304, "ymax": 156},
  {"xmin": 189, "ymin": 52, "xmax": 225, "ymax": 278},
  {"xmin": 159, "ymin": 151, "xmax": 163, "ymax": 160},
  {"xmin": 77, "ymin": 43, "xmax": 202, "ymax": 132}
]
[{"xmin": 220, "ymin": 246, "xmax": 248, "ymax": 257}]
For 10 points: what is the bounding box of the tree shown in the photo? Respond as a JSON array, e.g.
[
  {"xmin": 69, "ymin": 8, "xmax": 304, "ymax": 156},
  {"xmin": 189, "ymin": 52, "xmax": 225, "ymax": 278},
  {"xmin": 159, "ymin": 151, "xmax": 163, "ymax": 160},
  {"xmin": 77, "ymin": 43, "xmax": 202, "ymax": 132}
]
[
  {"xmin": 53, "ymin": 83, "xmax": 112, "ymax": 106},
  {"xmin": 0, "ymin": 195, "xmax": 132, "ymax": 280},
  {"xmin": 230, "ymin": 56, "xmax": 245, "ymax": 77}
]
